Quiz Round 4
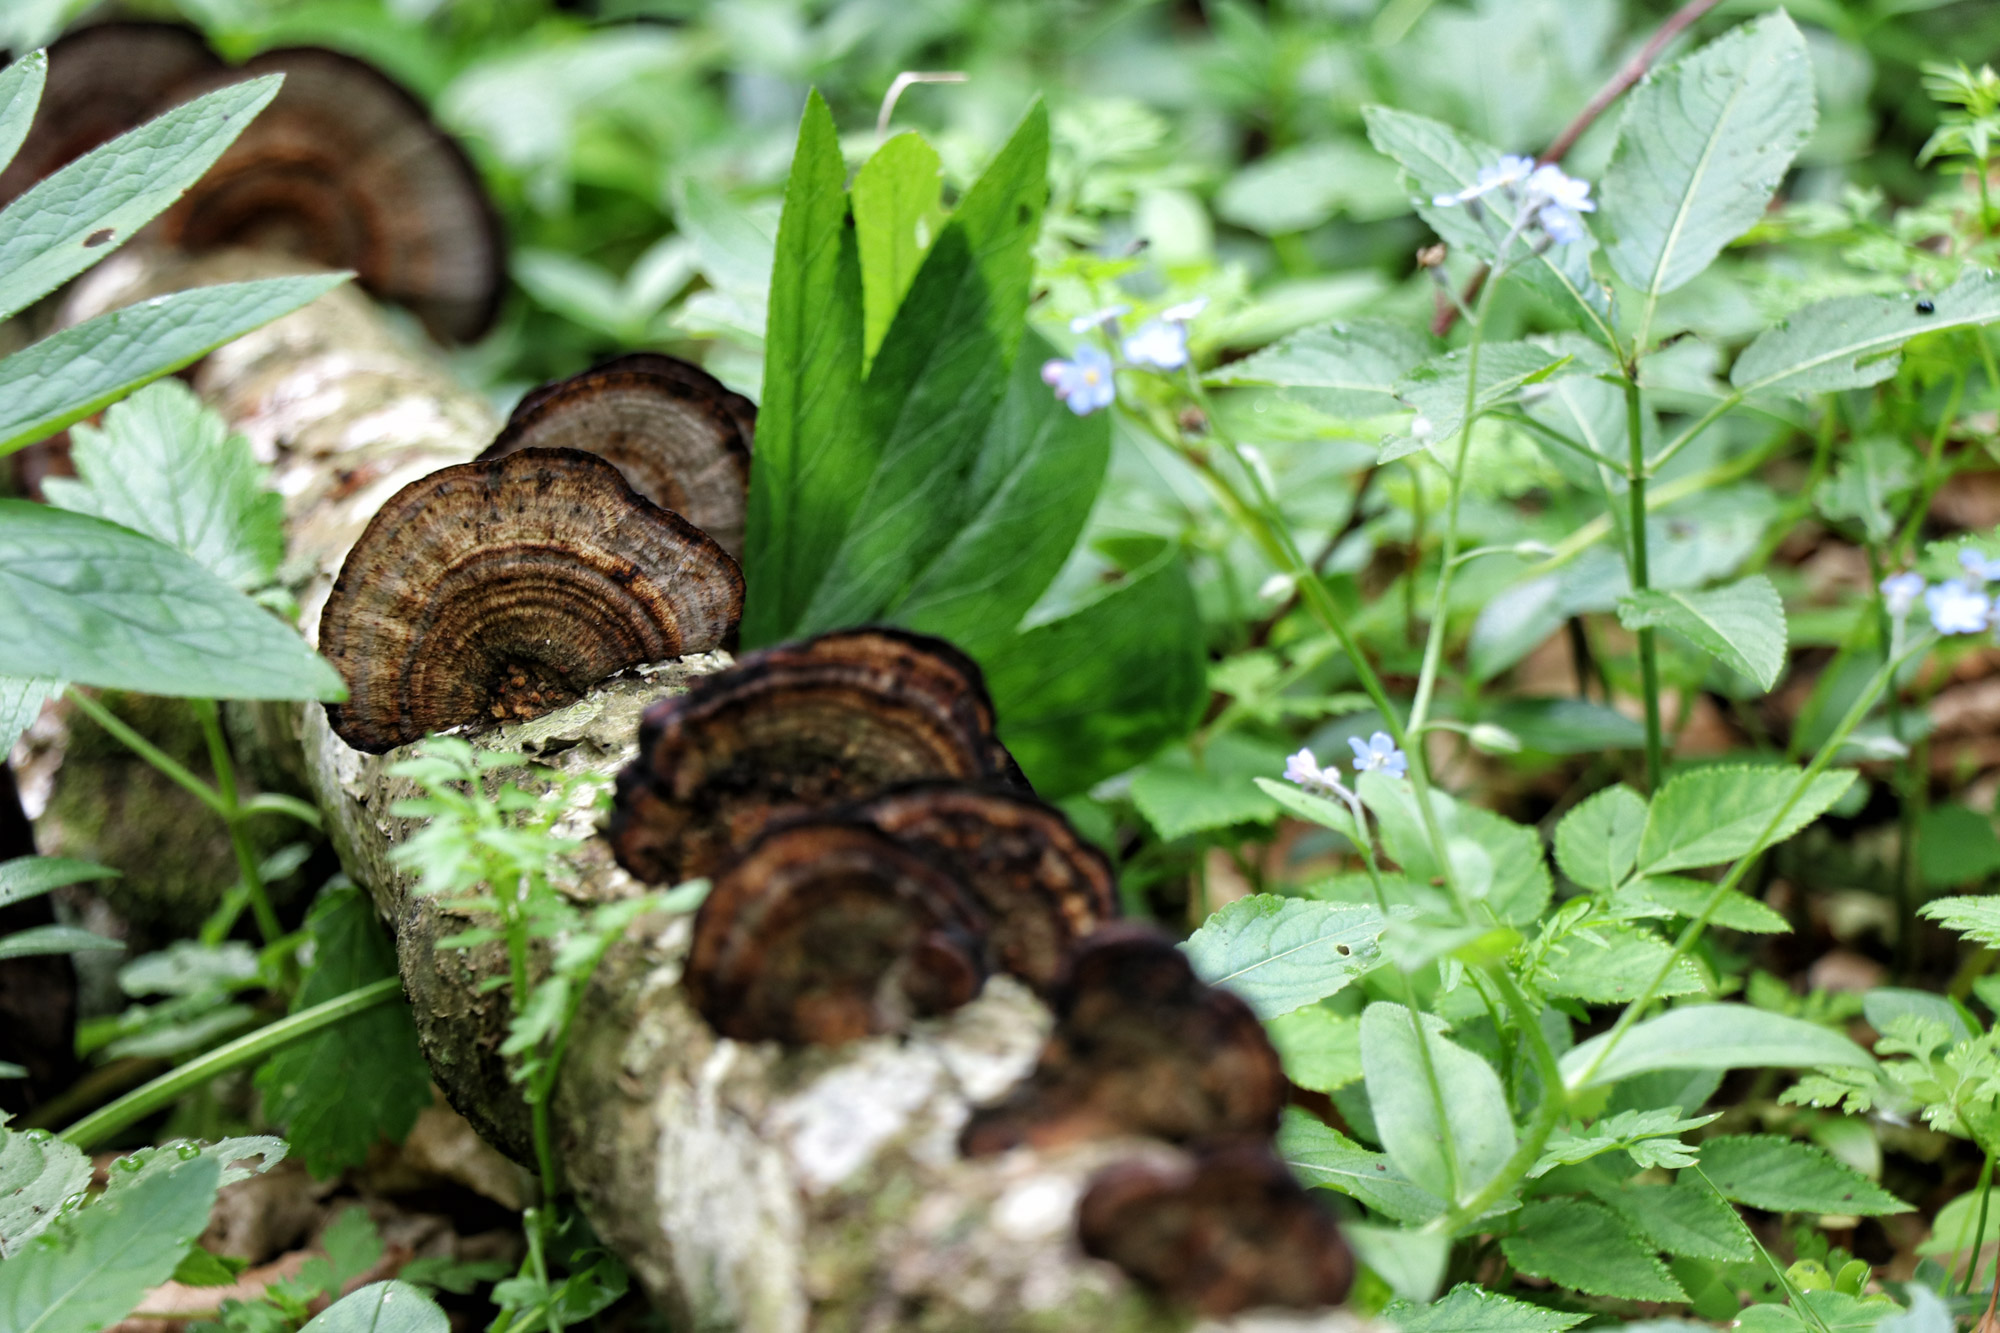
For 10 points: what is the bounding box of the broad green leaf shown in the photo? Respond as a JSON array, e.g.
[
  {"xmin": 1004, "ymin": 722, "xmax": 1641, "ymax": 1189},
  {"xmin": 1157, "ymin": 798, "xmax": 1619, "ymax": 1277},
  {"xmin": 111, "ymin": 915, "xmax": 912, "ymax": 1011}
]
[
  {"xmin": 1862, "ymin": 989, "xmax": 1973, "ymax": 1044},
  {"xmin": 1637, "ymin": 766, "xmax": 1856, "ymax": 874},
  {"xmin": 0, "ymin": 502, "xmax": 345, "ymax": 701},
  {"xmin": 1184, "ymin": 897, "xmax": 1398, "ymax": 1018},
  {"xmin": 0, "ymin": 77, "xmax": 284, "ymax": 324},
  {"xmin": 1595, "ymin": 1180, "xmax": 1753, "ymax": 1262},
  {"xmin": 852, "ymin": 131, "xmax": 945, "ymax": 366},
  {"xmin": 302, "ymin": 1281, "xmax": 449, "ymax": 1333},
  {"xmin": 257, "ymin": 886, "xmax": 430, "ymax": 1176},
  {"xmin": 1538, "ymin": 925, "xmax": 1704, "ymax": 1004},
  {"xmin": 1359, "ymin": 771, "xmax": 1553, "ymax": 925},
  {"xmin": 1345, "ymin": 1222, "xmax": 1448, "ymax": 1304},
  {"xmin": 1617, "ymin": 576, "xmax": 1787, "ymax": 690},
  {"xmin": 0, "ymin": 272, "xmax": 349, "ymax": 459},
  {"xmin": 1916, "ymin": 1187, "xmax": 2000, "ymax": 1266},
  {"xmin": 1597, "ymin": 13, "xmax": 1816, "ymax": 302},
  {"xmin": 886, "ymin": 329, "xmax": 1111, "ymax": 658},
  {"xmin": 1483, "ymin": 697, "xmax": 1646, "ymax": 754},
  {"xmin": 1560, "ymin": 1004, "xmax": 1874, "ymax": 1089},
  {"xmin": 1265, "ymin": 1006, "xmax": 1362, "ymax": 1092},
  {"xmin": 1499, "ymin": 1198, "xmax": 1685, "ymax": 1302},
  {"xmin": 1696, "ymin": 1135, "xmax": 1910, "ymax": 1216},
  {"xmin": 1917, "ymin": 804, "xmax": 2000, "ymax": 889},
  {"xmin": 1385, "ymin": 341, "xmax": 1571, "ymax": 463},
  {"xmin": 1361, "ymin": 1001, "xmax": 1515, "ymax": 1203},
  {"xmin": 0, "ymin": 1119, "xmax": 90, "ymax": 1258},
  {"xmin": 1276, "ymin": 1107, "xmax": 1444, "ymax": 1225},
  {"xmin": 0, "ymin": 1153, "xmax": 221, "ymax": 1333},
  {"xmin": 1254, "ymin": 776, "xmax": 1365, "ymax": 843},
  {"xmin": 1131, "ymin": 765, "xmax": 1279, "ymax": 841},
  {"xmin": 1918, "ymin": 895, "xmax": 2000, "ymax": 947},
  {"xmin": 42, "ymin": 381, "xmax": 283, "ymax": 590},
  {"xmin": 1732, "ymin": 270, "xmax": 2000, "ymax": 396},
  {"xmin": 0, "ymin": 925, "xmax": 121, "ymax": 961},
  {"xmin": 0, "ymin": 51, "xmax": 46, "ymax": 179},
  {"xmin": 0, "ymin": 676, "xmax": 57, "ymax": 757},
  {"xmin": 981, "ymin": 548, "xmax": 1204, "ymax": 798},
  {"xmin": 1205, "ymin": 317, "xmax": 1431, "ymax": 418},
  {"xmin": 741, "ymin": 91, "xmax": 865, "ymax": 646},
  {"xmin": 1554, "ymin": 784, "xmax": 1647, "ymax": 892},
  {"xmin": 1213, "ymin": 139, "xmax": 1405, "ymax": 235},
  {"xmin": 0, "ymin": 857, "xmax": 117, "ymax": 911},
  {"xmin": 1386, "ymin": 1283, "xmax": 1586, "ymax": 1333},
  {"xmin": 1611, "ymin": 876, "xmax": 1790, "ymax": 934}
]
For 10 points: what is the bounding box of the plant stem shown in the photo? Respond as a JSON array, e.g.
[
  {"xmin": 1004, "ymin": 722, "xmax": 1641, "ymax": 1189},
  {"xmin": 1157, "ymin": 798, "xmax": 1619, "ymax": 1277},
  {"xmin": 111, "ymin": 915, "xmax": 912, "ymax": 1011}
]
[
  {"xmin": 63, "ymin": 687, "xmax": 226, "ymax": 819},
  {"xmin": 1624, "ymin": 376, "xmax": 1666, "ymax": 790},
  {"xmin": 190, "ymin": 698, "xmax": 284, "ymax": 946},
  {"xmin": 1960, "ymin": 1152, "xmax": 1995, "ymax": 1294},
  {"xmin": 1433, "ymin": 965, "xmax": 1569, "ymax": 1231},
  {"xmin": 59, "ymin": 977, "xmax": 402, "ymax": 1148}
]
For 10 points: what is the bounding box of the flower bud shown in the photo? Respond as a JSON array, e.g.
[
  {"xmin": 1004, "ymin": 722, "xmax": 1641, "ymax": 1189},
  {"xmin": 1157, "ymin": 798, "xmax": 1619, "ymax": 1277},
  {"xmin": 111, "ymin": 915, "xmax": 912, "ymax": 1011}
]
[{"xmin": 1469, "ymin": 723, "xmax": 1522, "ymax": 755}]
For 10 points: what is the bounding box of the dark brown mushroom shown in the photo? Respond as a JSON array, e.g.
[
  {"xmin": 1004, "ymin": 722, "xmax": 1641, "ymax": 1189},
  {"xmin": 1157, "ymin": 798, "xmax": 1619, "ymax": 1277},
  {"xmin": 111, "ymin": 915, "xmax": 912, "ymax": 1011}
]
[
  {"xmin": 1077, "ymin": 1144, "xmax": 1354, "ymax": 1316},
  {"xmin": 960, "ymin": 924, "xmax": 1284, "ymax": 1155},
  {"xmin": 607, "ymin": 628, "xmax": 1027, "ymax": 885},
  {"xmin": 847, "ymin": 782, "xmax": 1115, "ymax": 994},
  {"xmin": 319, "ymin": 447, "xmax": 743, "ymax": 754},
  {"xmin": 685, "ymin": 820, "xmax": 990, "ymax": 1045},
  {"xmin": 479, "ymin": 354, "xmax": 754, "ymax": 558}
]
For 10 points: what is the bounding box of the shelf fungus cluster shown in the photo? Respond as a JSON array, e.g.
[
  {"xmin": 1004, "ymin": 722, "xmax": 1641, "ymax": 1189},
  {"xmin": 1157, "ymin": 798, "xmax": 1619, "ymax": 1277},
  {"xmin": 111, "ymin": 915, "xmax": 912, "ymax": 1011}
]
[{"xmin": 605, "ymin": 627, "xmax": 1352, "ymax": 1316}]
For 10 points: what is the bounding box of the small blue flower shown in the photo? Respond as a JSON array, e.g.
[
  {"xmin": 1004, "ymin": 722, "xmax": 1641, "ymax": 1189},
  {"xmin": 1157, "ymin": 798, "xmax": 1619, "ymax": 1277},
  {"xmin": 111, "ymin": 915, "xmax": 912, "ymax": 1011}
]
[
  {"xmin": 1349, "ymin": 731, "xmax": 1408, "ymax": 779},
  {"xmin": 1961, "ymin": 549, "xmax": 2000, "ymax": 583},
  {"xmin": 1525, "ymin": 163, "xmax": 1594, "ymax": 245},
  {"xmin": 1041, "ymin": 344, "xmax": 1116, "ymax": 416},
  {"xmin": 1433, "ymin": 154, "xmax": 1534, "ymax": 207},
  {"xmin": 1069, "ymin": 304, "xmax": 1130, "ymax": 334},
  {"xmin": 1926, "ymin": 578, "xmax": 1993, "ymax": 635},
  {"xmin": 1881, "ymin": 570, "xmax": 1926, "ymax": 618},
  {"xmin": 1122, "ymin": 320, "xmax": 1188, "ymax": 370},
  {"xmin": 1284, "ymin": 747, "xmax": 1330, "ymax": 791}
]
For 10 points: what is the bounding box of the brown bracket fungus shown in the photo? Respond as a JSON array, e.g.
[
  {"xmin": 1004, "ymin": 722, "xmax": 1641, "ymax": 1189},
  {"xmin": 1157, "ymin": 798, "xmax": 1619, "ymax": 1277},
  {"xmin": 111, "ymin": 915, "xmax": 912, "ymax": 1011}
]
[
  {"xmin": 960, "ymin": 923, "xmax": 1285, "ymax": 1155},
  {"xmin": 685, "ymin": 820, "xmax": 991, "ymax": 1045},
  {"xmin": 481, "ymin": 354, "xmax": 755, "ymax": 558},
  {"xmin": 1077, "ymin": 1143, "xmax": 1354, "ymax": 1317},
  {"xmin": 319, "ymin": 447, "xmax": 743, "ymax": 754},
  {"xmin": 848, "ymin": 782, "xmax": 1115, "ymax": 994},
  {"xmin": 607, "ymin": 627, "xmax": 1026, "ymax": 885}
]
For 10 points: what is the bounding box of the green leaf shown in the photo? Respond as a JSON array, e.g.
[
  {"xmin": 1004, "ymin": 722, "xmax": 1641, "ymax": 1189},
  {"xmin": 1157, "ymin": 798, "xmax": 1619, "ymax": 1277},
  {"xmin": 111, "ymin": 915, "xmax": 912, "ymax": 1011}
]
[
  {"xmin": 1254, "ymin": 776, "xmax": 1365, "ymax": 843},
  {"xmin": 852, "ymin": 131, "xmax": 945, "ymax": 366},
  {"xmin": 1360, "ymin": 771, "xmax": 1552, "ymax": 925},
  {"xmin": 256, "ymin": 886, "xmax": 430, "ymax": 1176},
  {"xmin": 1554, "ymin": 784, "xmax": 1648, "ymax": 892},
  {"xmin": 885, "ymin": 329, "xmax": 1111, "ymax": 658},
  {"xmin": 42, "ymin": 381, "xmax": 283, "ymax": 590},
  {"xmin": 1611, "ymin": 876, "xmax": 1790, "ymax": 934},
  {"xmin": 1205, "ymin": 317, "xmax": 1431, "ymax": 418},
  {"xmin": 1386, "ymin": 1283, "xmax": 1587, "ymax": 1333},
  {"xmin": 0, "ymin": 857, "xmax": 117, "ymax": 911},
  {"xmin": 0, "ymin": 77, "xmax": 284, "ymax": 324},
  {"xmin": 0, "ymin": 51, "xmax": 46, "ymax": 179},
  {"xmin": 0, "ymin": 272, "xmax": 349, "ymax": 459},
  {"xmin": 1361, "ymin": 1001, "xmax": 1515, "ymax": 1203},
  {"xmin": 1617, "ymin": 576, "xmax": 1788, "ymax": 690},
  {"xmin": 1595, "ymin": 1180, "xmax": 1753, "ymax": 1262},
  {"xmin": 1184, "ymin": 897, "xmax": 1398, "ymax": 1019},
  {"xmin": 1814, "ymin": 438, "xmax": 1917, "ymax": 545},
  {"xmin": 1276, "ymin": 1107, "xmax": 1445, "ymax": 1225},
  {"xmin": 1499, "ymin": 1198, "xmax": 1685, "ymax": 1302},
  {"xmin": 1265, "ymin": 1006, "xmax": 1362, "ymax": 1093},
  {"xmin": 1539, "ymin": 925, "xmax": 1705, "ymax": 1005},
  {"xmin": 1917, "ymin": 804, "xmax": 2000, "ymax": 889},
  {"xmin": 0, "ymin": 1153, "xmax": 221, "ymax": 1333},
  {"xmin": 0, "ymin": 676, "xmax": 57, "ymax": 760},
  {"xmin": 1560, "ymin": 1004, "xmax": 1875, "ymax": 1089},
  {"xmin": 1696, "ymin": 1135, "xmax": 1910, "ymax": 1216},
  {"xmin": 1386, "ymin": 340, "xmax": 1571, "ymax": 463},
  {"xmin": 1637, "ymin": 766, "xmax": 1856, "ymax": 874},
  {"xmin": 0, "ymin": 925, "xmax": 122, "ymax": 961},
  {"xmin": 1533, "ymin": 1107, "xmax": 1718, "ymax": 1175},
  {"xmin": 980, "ymin": 548, "xmax": 1205, "ymax": 798},
  {"xmin": 1132, "ymin": 766, "xmax": 1279, "ymax": 841},
  {"xmin": 302, "ymin": 1281, "xmax": 448, "ymax": 1333},
  {"xmin": 1345, "ymin": 1222, "xmax": 1449, "ymax": 1304},
  {"xmin": 1732, "ymin": 270, "xmax": 2000, "ymax": 397},
  {"xmin": 1919, "ymin": 895, "xmax": 2000, "ymax": 946},
  {"xmin": 0, "ymin": 502, "xmax": 345, "ymax": 701},
  {"xmin": 1597, "ymin": 13, "xmax": 1816, "ymax": 302},
  {"xmin": 0, "ymin": 1119, "xmax": 91, "ymax": 1258}
]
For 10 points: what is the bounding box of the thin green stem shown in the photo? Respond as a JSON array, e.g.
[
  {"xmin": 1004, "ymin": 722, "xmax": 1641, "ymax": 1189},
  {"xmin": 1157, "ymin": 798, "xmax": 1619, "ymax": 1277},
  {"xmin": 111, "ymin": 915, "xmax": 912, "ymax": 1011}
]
[
  {"xmin": 1434, "ymin": 966, "xmax": 1568, "ymax": 1231},
  {"xmin": 60, "ymin": 978, "xmax": 401, "ymax": 1147},
  {"xmin": 63, "ymin": 687, "xmax": 226, "ymax": 819},
  {"xmin": 191, "ymin": 699, "xmax": 283, "ymax": 946},
  {"xmin": 1894, "ymin": 366, "xmax": 1967, "ymax": 561},
  {"xmin": 1644, "ymin": 390, "xmax": 1744, "ymax": 476},
  {"xmin": 1959, "ymin": 1153, "xmax": 1995, "ymax": 1295},
  {"xmin": 1625, "ymin": 377, "xmax": 1666, "ymax": 790}
]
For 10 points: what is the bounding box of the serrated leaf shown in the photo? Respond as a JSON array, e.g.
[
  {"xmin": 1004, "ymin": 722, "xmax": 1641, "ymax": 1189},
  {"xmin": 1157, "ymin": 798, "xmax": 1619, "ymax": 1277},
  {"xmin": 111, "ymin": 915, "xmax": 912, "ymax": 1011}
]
[
  {"xmin": 1359, "ymin": 771, "xmax": 1552, "ymax": 925},
  {"xmin": 1637, "ymin": 765, "xmax": 1855, "ymax": 874},
  {"xmin": 1362, "ymin": 1001, "xmax": 1515, "ymax": 1202},
  {"xmin": 0, "ymin": 1153, "xmax": 221, "ymax": 1333},
  {"xmin": 1205, "ymin": 317, "xmax": 1431, "ymax": 417},
  {"xmin": 0, "ymin": 1121, "xmax": 90, "ymax": 1258},
  {"xmin": 0, "ymin": 52, "xmax": 46, "ymax": 180},
  {"xmin": 1560, "ymin": 1004, "xmax": 1874, "ymax": 1089},
  {"xmin": 1554, "ymin": 784, "xmax": 1648, "ymax": 892},
  {"xmin": 1386, "ymin": 1283, "xmax": 1587, "ymax": 1333},
  {"xmin": 1595, "ymin": 1180, "xmax": 1752, "ymax": 1261},
  {"xmin": 1265, "ymin": 1006, "xmax": 1362, "ymax": 1092},
  {"xmin": 1532, "ymin": 1107, "xmax": 1718, "ymax": 1176},
  {"xmin": 1539, "ymin": 924, "xmax": 1705, "ymax": 1004},
  {"xmin": 1184, "ymin": 897, "xmax": 1398, "ymax": 1018},
  {"xmin": 1597, "ymin": 13, "xmax": 1816, "ymax": 302},
  {"xmin": 0, "ymin": 856, "xmax": 117, "ymax": 911},
  {"xmin": 1611, "ymin": 875, "xmax": 1790, "ymax": 934},
  {"xmin": 1276, "ymin": 1107, "xmax": 1445, "ymax": 1225},
  {"xmin": 0, "ymin": 501, "xmax": 345, "ymax": 701},
  {"xmin": 0, "ymin": 925, "xmax": 121, "ymax": 961},
  {"xmin": 1617, "ymin": 575, "xmax": 1787, "ymax": 689},
  {"xmin": 852, "ymin": 131, "xmax": 945, "ymax": 367},
  {"xmin": 1386, "ymin": 341, "xmax": 1571, "ymax": 463},
  {"xmin": 1918, "ymin": 895, "xmax": 2000, "ymax": 947},
  {"xmin": 301, "ymin": 1281, "xmax": 449, "ymax": 1333},
  {"xmin": 1500, "ymin": 1198, "xmax": 1686, "ymax": 1302},
  {"xmin": 1132, "ymin": 765, "xmax": 1280, "ymax": 841},
  {"xmin": 1696, "ymin": 1135, "xmax": 1910, "ymax": 1216},
  {"xmin": 0, "ymin": 272, "xmax": 349, "ymax": 459},
  {"xmin": 1733, "ymin": 271, "xmax": 2000, "ymax": 397}
]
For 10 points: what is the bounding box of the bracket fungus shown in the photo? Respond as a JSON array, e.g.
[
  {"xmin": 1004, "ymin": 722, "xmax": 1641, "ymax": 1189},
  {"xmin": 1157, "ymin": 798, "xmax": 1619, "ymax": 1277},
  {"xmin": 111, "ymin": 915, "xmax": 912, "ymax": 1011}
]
[
  {"xmin": 481, "ymin": 354, "xmax": 755, "ymax": 558},
  {"xmin": 961, "ymin": 924, "xmax": 1285, "ymax": 1155},
  {"xmin": 849, "ymin": 782, "xmax": 1115, "ymax": 994},
  {"xmin": 607, "ymin": 628, "xmax": 1026, "ymax": 885},
  {"xmin": 685, "ymin": 820, "xmax": 991, "ymax": 1045},
  {"xmin": 319, "ymin": 447, "xmax": 742, "ymax": 754},
  {"xmin": 1077, "ymin": 1144, "xmax": 1354, "ymax": 1316}
]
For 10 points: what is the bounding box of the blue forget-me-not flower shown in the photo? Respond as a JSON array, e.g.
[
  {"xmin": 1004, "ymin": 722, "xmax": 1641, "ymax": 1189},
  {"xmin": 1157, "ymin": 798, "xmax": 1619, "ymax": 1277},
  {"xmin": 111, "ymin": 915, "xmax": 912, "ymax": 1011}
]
[
  {"xmin": 1122, "ymin": 298, "xmax": 1208, "ymax": 371},
  {"xmin": 1961, "ymin": 549, "xmax": 2000, "ymax": 582},
  {"xmin": 1349, "ymin": 732, "xmax": 1408, "ymax": 779},
  {"xmin": 1041, "ymin": 343, "xmax": 1117, "ymax": 416},
  {"xmin": 1434, "ymin": 154, "xmax": 1595, "ymax": 249},
  {"xmin": 1881, "ymin": 571, "xmax": 1926, "ymax": 619},
  {"xmin": 1926, "ymin": 579, "xmax": 1993, "ymax": 636}
]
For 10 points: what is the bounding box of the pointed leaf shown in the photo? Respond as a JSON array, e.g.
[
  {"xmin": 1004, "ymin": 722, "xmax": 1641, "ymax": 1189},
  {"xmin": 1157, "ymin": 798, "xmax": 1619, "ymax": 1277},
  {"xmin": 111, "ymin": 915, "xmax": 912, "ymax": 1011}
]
[
  {"xmin": 1386, "ymin": 1283, "xmax": 1587, "ymax": 1333},
  {"xmin": 0, "ymin": 676, "xmax": 57, "ymax": 758},
  {"xmin": 0, "ymin": 52, "xmax": 46, "ymax": 180},
  {"xmin": 1611, "ymin": 875, "xmax": 1790, "ymax": 934},
  {"xmin": 1276, "ymin": 1107, "xmax": 1445, "ymax": 1224},
  {"xmin": 1560, "ymin": 1004, "xmax": 1874, "ymax": 1089},
  {"xmin": 1554, "ymin": 784, "xmax": 1647, "ymax": 892},
  {"xmin": 1697, "ymin": 1135, "xmax": 1910, "ymax": 1216},
  {"xmin": 1595, "ymin": 1180, "xmax": 1753, "ymax": 1261},
  {"xmin": 1617, "ymin": 575, "xmax": 1788, "ymax": 689},
  {"xmin": 301, "ymin": 1281, "xmax": 449, "ymax": 1333},
  {"xmin": 0, "ymin": 925, "xmax": 122, "ymax": 961},
  {"xmin": 1732, "ymin": 270, "xmax": 2000, "ymax": 396},
  {"xmin": 1184, "ymin": 896, "xmax": 1399, "ymax": 1018},
  {"xmin": 1499, "ymin": 1198, "xmax": 1685, "ymax": 1301},
  {"xmin": 852, "ymin": 131, "xmax": 945, "ymax": 366},
  {"xmin": 0, "ymin": 1119, "xmax": 90, "ymax": 1258},
  {"xmin": 1361, "ymin": 1001, "xmax": 1515, "ymax": 1202},
  {"xmin": 0, "ymin": 857, "xmax": 117, "ymax": 911},
  {"xmin": 1637, "ymin": 765, "xmax": 1855, "ymax": 874},
  {"xmin": 1205, "ymin": 317, "xmax": 1432, "ymax": 418}
]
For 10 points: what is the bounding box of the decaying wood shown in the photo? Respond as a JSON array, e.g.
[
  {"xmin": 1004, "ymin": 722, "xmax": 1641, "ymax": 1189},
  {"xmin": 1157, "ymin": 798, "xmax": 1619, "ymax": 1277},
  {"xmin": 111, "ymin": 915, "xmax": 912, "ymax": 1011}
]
[{"xmin": 60, "ymin": 249, "xmax": 1374, "ymax": 1332}]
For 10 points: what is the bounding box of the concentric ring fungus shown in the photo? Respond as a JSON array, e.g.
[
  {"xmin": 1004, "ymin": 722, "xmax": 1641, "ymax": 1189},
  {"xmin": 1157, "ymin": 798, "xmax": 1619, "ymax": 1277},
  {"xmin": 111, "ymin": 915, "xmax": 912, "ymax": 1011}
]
[
  {"xmin": 319, "ymin": 448, "xmax": 743, "ymax": 754},
  {"xmin": 607, "ymin": 628, "xmax": 1027, "ymax": 885},
  {"xmin": 684, "ymin": 820, "xmax": 990, "ymax": 1045},
  {"xmin": 1077, "ymin": 1144, "xmax": 1354, "ymax": 1316},
  {"xmin": 481, "ymin": 354, "xmax": 755, "ymax": 558},
  {"xmin": 960, "ymin": 923, "xmax": 1285, "ymax": 1154}
]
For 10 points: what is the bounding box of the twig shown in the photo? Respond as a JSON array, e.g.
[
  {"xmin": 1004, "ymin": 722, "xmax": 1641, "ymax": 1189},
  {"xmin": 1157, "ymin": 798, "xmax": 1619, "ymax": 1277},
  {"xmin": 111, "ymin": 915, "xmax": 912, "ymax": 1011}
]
[
  {"xmin": 875, "ymin": 71, "xmax": 968, "ymax": 139},
  {"xmin": 1430, "ymin": 0, "xmax": 1725, "ymax": 337}
]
